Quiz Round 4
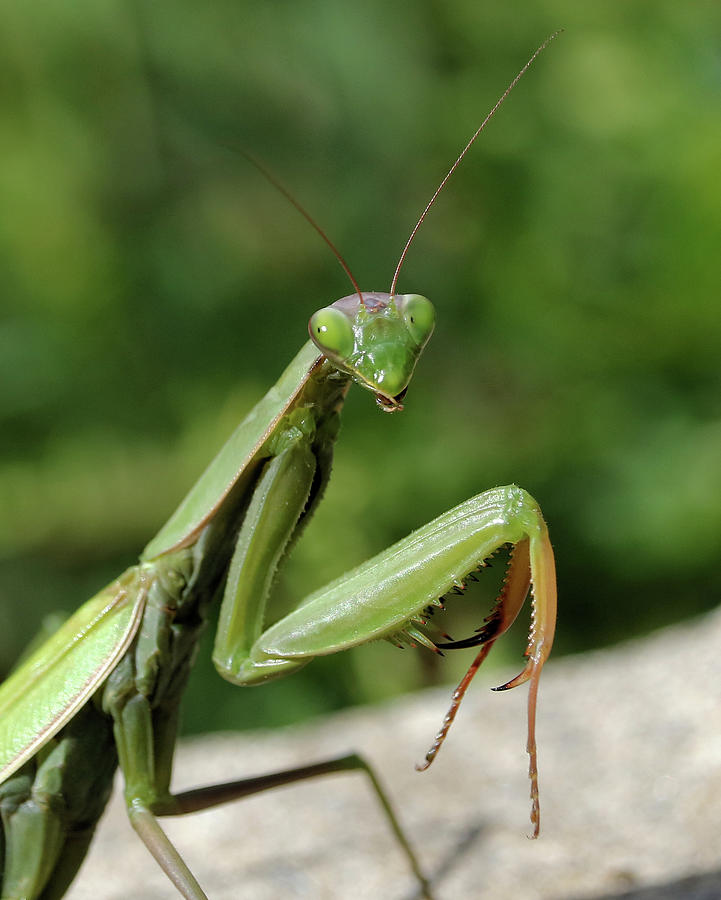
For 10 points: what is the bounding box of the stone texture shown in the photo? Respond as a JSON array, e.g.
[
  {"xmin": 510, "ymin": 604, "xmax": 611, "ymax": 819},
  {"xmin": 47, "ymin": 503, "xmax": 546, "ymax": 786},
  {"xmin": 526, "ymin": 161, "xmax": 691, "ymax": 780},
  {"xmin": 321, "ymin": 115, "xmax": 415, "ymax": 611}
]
[{"xmin": 65, "ymin": 608, "xmax": 721, "ymax": 899}]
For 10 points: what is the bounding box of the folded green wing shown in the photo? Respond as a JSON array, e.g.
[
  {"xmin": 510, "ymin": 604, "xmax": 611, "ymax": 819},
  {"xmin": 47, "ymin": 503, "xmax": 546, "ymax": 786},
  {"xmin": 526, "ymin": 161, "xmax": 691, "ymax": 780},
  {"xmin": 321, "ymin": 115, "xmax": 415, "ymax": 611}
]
[{"xmin": 0, "ymin": 566, "xmax": 147, "ymax": 783}]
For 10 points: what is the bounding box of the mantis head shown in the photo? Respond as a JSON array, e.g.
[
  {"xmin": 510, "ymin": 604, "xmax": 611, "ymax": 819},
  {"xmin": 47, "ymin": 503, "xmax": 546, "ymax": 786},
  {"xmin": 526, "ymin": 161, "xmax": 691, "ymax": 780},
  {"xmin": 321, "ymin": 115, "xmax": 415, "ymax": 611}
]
[{"xmin": 309, "ymin": 291, "xmax": 435, "ymax": 411}]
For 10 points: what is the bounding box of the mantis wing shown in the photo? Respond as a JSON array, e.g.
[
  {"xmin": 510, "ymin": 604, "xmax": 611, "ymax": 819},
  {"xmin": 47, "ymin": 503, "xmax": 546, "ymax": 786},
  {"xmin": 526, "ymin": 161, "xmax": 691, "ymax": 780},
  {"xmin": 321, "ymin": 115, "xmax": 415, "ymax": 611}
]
[
  {"xmin": 0, "ymin": 345, "xmax": 325, "ymax": 783},
  {"xmin": 0, "ymin": 567, "xmax": 147, "ymax": 783}
]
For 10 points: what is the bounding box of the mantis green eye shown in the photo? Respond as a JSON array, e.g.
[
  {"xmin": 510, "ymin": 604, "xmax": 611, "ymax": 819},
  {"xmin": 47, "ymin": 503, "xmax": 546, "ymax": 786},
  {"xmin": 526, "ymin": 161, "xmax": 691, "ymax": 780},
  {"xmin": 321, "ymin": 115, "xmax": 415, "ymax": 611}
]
[
  {"xmin": 400, "ymin": 294, "xmax": 435, "ymax": 347},
  {"xmin": 309, "ymin": 307, "xmax": 355, "ymax": 360}
]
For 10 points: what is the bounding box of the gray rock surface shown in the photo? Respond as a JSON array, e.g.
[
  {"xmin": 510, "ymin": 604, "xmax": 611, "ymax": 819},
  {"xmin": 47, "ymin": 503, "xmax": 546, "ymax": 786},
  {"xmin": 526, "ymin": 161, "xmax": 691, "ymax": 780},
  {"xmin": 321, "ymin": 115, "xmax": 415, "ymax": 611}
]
[{"xmin": 65, "ymin": 608, "xmax": 721, "ymax": 899}]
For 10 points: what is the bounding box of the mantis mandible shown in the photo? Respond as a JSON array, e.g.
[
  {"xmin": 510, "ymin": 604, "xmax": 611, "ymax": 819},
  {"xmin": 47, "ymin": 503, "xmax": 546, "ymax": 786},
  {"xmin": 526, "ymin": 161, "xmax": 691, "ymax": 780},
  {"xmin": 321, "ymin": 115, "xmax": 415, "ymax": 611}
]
[{"xmin": 0, "ymin": 34, "xmax": 559, "ymax": 900}]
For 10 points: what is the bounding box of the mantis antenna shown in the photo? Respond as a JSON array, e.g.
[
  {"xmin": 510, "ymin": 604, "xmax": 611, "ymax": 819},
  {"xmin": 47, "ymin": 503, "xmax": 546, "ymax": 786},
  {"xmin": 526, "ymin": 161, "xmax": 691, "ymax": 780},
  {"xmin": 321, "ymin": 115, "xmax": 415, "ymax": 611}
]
[
  {"xmin": 389, "ymin": 29, "xmax": 563, "ymax": 298},
  {"xmin": 240, "ymin": 150, "xmax": 366, "ymax": 307},
  {"xmin": 244, "ymin": 30, "xmax": 562, "ymax": 311}
]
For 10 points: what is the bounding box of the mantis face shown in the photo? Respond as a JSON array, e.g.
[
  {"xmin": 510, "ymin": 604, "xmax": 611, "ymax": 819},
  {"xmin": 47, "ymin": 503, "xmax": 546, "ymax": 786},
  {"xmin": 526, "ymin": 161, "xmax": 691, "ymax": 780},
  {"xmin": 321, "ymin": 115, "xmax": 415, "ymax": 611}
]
[{"xmin": 308, "ymin": 291, "xmax": 435, "ymax": 411}]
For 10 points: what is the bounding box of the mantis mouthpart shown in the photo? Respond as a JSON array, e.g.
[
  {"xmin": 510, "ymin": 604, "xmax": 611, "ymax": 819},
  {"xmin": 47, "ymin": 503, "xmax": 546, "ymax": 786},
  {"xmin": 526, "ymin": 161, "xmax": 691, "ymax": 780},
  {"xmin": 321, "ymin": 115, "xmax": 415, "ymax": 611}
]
[{"xmin": 0, "ymin": 31, "xmax": 560, "ymax": 900}]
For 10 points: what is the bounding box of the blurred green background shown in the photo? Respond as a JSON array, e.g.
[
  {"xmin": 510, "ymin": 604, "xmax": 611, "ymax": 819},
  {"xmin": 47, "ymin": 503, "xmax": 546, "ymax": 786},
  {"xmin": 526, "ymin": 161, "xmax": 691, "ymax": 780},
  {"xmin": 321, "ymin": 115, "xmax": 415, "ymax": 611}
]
[{"xmin": 1, "ymin": 2, "xmax": 720, "ymax": 734}]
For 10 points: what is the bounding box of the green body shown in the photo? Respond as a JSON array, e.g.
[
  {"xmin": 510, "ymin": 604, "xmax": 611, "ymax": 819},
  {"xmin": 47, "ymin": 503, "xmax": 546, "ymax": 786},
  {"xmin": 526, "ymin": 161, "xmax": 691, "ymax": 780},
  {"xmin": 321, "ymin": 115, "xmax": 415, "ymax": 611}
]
[{"xmin": 0, "ymin": 291, "xmax": 556, "ymax": 899}]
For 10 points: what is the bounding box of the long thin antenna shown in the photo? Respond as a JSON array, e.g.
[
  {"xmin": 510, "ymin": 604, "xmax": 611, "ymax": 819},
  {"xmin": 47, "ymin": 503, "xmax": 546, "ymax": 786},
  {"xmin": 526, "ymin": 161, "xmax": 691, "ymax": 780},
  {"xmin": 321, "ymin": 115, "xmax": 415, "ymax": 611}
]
[
  {"xmin": 389, "ymin": 29, "xmax": 563, "ymax": 297},
  {"xmin": 241, "ymin": 150, "xmax": 365, "ymax": 305}
]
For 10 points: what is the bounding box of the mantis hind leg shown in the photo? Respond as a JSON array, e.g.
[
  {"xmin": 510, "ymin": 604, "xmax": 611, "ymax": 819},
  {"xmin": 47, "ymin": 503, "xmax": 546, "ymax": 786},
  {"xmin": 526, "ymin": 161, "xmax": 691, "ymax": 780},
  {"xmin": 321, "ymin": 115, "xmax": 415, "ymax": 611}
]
[
  {"xmin": 110, "ymin": 692, "xmax": 432, "ymax": 899},
  {"xmin": 130, "ymin": 753, "xmax": 433, "ymax": 900}
]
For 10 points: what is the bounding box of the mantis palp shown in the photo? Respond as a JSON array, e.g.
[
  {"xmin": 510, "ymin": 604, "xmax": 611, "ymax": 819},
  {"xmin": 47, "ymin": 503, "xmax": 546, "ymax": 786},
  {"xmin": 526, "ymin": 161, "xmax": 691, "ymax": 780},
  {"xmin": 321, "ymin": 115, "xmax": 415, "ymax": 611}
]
[{"xmin": 0, "ymin": 33, "xmax": 559, "ymax": 900}]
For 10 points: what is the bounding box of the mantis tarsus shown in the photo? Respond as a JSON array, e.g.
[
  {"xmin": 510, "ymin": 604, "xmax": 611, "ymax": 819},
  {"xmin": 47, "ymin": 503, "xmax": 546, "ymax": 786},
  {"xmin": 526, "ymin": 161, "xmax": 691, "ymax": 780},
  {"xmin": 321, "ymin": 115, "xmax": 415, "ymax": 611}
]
[{"xmin": 0, "ymin": 33, "xmax": 560, "ymax": 900}]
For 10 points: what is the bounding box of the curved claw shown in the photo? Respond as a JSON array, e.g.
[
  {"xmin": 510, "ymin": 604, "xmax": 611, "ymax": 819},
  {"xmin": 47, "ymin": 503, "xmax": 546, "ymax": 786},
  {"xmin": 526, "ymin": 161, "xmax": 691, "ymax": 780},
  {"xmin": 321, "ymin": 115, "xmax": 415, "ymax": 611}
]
[{"xmin": 492, "ymin": 667, "xmax": 533, "ymax": 691}]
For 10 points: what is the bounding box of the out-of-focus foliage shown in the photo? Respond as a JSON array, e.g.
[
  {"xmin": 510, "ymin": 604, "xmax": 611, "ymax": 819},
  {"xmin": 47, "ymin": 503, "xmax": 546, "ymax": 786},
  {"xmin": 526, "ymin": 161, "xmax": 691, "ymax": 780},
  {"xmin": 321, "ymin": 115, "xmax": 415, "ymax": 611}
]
[{"xmin": 1, "ymin": 2, "xmax": 719, "ymax": 733}]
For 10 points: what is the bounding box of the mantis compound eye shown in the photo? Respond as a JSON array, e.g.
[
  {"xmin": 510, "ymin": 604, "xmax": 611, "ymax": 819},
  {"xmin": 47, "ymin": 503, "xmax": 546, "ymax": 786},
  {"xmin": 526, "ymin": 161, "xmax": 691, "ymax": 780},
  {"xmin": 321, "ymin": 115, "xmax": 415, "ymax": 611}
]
[
  {"xmin": 399, "ymin": 294, "xmax": 435, "ymax": 348},
  {"xmin": 309, "ymin": 307, "xmax": 354, "ymax": 361}
]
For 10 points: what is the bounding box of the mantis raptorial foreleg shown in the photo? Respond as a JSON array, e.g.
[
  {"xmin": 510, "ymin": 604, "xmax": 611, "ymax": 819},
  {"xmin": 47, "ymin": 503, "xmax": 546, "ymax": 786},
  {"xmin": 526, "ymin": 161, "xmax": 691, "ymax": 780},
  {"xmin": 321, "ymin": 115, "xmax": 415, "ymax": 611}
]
[{"xmin": 233, "ymin": 486, "xmax": 554, "ymax": 689}]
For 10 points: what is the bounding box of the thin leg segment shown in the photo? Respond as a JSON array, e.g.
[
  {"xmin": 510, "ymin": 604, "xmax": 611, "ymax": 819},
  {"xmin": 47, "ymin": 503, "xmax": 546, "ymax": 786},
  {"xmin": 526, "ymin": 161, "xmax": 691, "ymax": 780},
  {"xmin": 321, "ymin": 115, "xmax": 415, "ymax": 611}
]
[
  {"xmin": 158, "ymin": 753, "xmax": 433, "ymax": 900},
  {"xmin": 128, "ymin": 806, "xmax": 206, "ymax": 900},
  {"xmin": 118, "ymin": 700, "xmax": 432, "ymax": 900}
]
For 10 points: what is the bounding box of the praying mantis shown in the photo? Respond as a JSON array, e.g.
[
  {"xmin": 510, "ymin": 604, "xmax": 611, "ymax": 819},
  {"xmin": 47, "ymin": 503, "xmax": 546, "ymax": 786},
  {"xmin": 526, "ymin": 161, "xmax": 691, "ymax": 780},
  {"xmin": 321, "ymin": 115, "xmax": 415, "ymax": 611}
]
[{"xmin": 0, "ymin": 33, "xmax": 559, "ymax": 900}]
